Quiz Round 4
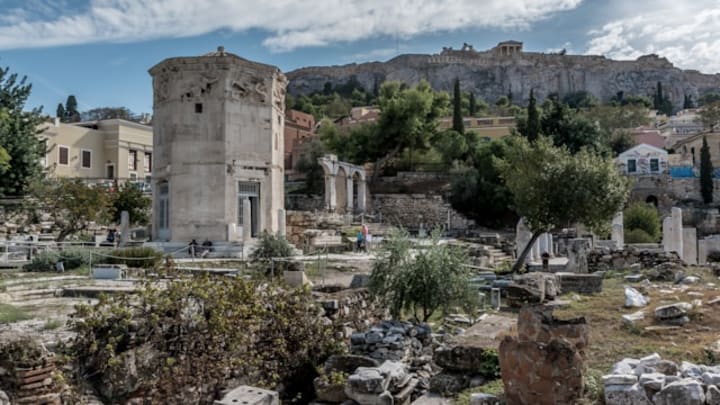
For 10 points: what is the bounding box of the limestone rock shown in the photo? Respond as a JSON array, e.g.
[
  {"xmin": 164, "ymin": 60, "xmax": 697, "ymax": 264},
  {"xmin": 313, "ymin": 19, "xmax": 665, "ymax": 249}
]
[
  {"xmin": 652, "ymin": 379, "xmax": 705, "ymax": 405},
  {"xmin": 428, "ymin": 372, "xmax": 471, "ymax": 395},
  {"xmin": 469, "ymin": 393, "xmax": 499, "ymax": 405},
  {"xmin": 347, "ymin": 368, "xmax": 389, "ymax": 394},
  {"xmin": 638, "ymin": 372, "xmax": 666, "ymax": 391},
  {"xmin": 622, "ymin": 311, "xmax": 645, "ymax": 326},
  {"xmin": 680, "ymin": 361, "xmax": 704, "ymax": 379},
  {"xmin": 701, "ymin": 372, "xmax": 720, "ymax": 386},
  {"xmin": 602, "ymin": 374, "xmax": 638, "ymax": 386},
  {"xmin": 625, "ymin": 287, "xmax": 648, "ymax": 308},
  {"xmin": 0, "ymin": 390, "xmax": 8, "ymax": 405},
  {"xmin": 707, "ymin": 385, "xmax": 720, "ymax": 405},
  {"xmin": 654, "ymin": 302, "xmax": 692, "ymax": 320},
  {"xmin": 604, "ymin": 383, "xmax": 651, "ymax": 405},
  {"xmin": 611, "ymin": 358, "xmax": 640, "ymax": 375}
]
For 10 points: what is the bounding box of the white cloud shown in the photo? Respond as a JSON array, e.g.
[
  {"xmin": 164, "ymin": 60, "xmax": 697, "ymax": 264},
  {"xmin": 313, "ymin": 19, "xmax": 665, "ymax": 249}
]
[
  {"xmin": 0, "ymin": 0, "xmax": 582, "ymax": 51},
  {"xmin": 585, "ymin": 1, "xmax": 720, "ymax": 73}
]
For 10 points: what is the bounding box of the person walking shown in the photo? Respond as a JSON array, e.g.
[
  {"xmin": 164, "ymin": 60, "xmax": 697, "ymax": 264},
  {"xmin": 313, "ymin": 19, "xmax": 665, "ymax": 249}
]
[{"xmin": 361, "ymin": 223, "xmax": 369, "ymax": 252}]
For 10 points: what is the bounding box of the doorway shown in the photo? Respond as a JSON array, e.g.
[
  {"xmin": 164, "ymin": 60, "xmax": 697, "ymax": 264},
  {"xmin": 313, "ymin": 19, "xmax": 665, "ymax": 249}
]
[
  {"xmin": 106, "ymin": 164, "xmax": 115, "ymax": 179},
  {"xmin": 238, "ymin": 181, "xmax": 260, "ymax": 237},
  {"xmin": 158, "ymin": 182, "xmax": 169, "ymax": 241}
]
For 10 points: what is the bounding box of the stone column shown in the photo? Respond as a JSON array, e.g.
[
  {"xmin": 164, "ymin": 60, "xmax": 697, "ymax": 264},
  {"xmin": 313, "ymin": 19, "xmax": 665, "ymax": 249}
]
[
  {"xmin": 662, "ymin": 216, "xmax": 673, "ymax": 253},
  {"xmin": 611, "ymin": 211, "xmax": 624, "ymax": 250},
  {"xmin": 546, "ymin": 234, "xmax": 554, "ymax": 257},
  {"xmin": 242, "ymin": 198, "xmax": 252, "ymax": 241},
  {"xmin": 682, "ymin": 227, "xmax": 697, "ymax": 265},
  {"xmin": 277, "ymin": 208, "xmax": 286, "ymax": 237},
  {"xmin": 119, "ymin": 210, "xmax": 129, "ymax": 247},
  {"xmin": 324, "ymin": 175, "xmax": 336, "ymax": 212},
  {"xmin": 538, "ymin": 233, "xmax": 548, "ymax": 256},
  {"xmin": 672, "ymin": 207, "xmax": 683, "ymax": 260},
  {"xmin": 357, "ymin": 180, "xmax": 366, "ymax": 213},
  {"xmin": 515, "ymin": 218, "xmax": 532, "ymax": 263},
  {"xmin": 699, "ymin": 239, "xmax": 708, "ymax": 265},
  {"xmin": 531, "ymin": 239, "xmax": 540, "ymax": 263},
  {"xmin": 346, "ymin": 175, "xmax": 354, "ymax": 214}
]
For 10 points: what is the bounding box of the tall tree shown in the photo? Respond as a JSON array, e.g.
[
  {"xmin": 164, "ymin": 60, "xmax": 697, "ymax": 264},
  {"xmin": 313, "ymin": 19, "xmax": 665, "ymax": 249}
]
[
  {"xmin": 0, "ymin": 67, "xmax": 45, "ymax": 196},
  {"xmin": 452, "ymin": 78, "xmax": 464, "ymax": 134},
  {"xmin": 654, "ymin": 82, "xmax": 663, "ymax": 111},
  {"xmin": 525, "ymin": 89, "xmax": 540, "ymax": 142},
  {"xmin": 700, "ymin": 135, "xmax": 714, "ymax": 204},
  {"xmin": 56, "ymin": 103, "xmax": 65, "ymax": 120},
  {"xmin": 64, "ymin": 95, "xmax": 80, "ymax": 122},
  {"xmin": 495, "ymin": 136, "xmax": 630, "ymax": 272},
  {"xmin": 468, "ymin": 92, "xmax": 477, "ymax": 116}
]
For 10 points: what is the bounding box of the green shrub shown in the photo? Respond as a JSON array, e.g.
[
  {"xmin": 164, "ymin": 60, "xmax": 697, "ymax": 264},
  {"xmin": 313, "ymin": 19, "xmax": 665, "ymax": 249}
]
[
  {"xmin": 106, "ymin": 247, "xmax": 163, "ymax": 269},
  {"xmin": 624, "ymin": 202, "xmax": 661, "ymax": 242},
  {"xmin": 250, "ymin": 232, "xmax": 295, "ymax": 275},
  {"xmin": 708, "ymin": 250, "xmax": 720, "ymax": 263},
  {"xmin": 24, "ymin": 248, "xmax": 101, "ymax": 272},
  {"xmin": 625, "ymin": 228, "xmax": 655, "ymax": 244}
]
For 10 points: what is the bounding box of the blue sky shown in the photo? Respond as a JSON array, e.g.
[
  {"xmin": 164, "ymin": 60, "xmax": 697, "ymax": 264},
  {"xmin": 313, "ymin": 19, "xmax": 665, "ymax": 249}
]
[{"xmin": 1, "ymin": 0, "xmax": 718, "ymax": 115}]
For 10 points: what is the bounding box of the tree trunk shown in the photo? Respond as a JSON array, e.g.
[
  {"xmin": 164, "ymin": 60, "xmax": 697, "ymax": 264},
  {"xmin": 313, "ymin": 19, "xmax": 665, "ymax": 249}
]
[
  {"xmin": 371, "ymin": 144, "xmax": 403, "ymax": 182},
  {"xmin": 510, "ymin": 230, "xmax": 543, "ymax": 274}
]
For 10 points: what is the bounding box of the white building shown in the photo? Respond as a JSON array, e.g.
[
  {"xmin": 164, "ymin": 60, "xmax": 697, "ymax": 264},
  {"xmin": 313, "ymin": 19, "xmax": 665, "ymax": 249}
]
[{"xmin": 617, "ymin": 144, "xmax": 668, "ymax": 175}]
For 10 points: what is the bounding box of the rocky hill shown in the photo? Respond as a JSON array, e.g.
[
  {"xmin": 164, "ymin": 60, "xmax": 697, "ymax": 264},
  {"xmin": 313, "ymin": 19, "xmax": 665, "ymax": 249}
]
[{"xmin": 286, "ymin": 46, "xmax": 720, "ymax": 109}]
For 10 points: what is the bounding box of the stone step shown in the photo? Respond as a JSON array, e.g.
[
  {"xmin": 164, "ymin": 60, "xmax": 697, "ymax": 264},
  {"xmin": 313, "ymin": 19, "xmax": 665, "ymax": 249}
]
[{"xmin": 8, "ymin": 288, "xmax": 63, "ymax": 301}]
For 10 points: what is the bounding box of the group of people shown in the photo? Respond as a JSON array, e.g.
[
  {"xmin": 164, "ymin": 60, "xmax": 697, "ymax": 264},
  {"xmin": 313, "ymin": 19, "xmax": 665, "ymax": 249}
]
[
  {"xmin": 188, "ymin": 239, "xmax": 214, "ymax": 258},
  {"xmin": 356, "ymin": 223, "xmax": 371, "ymax": 252}
]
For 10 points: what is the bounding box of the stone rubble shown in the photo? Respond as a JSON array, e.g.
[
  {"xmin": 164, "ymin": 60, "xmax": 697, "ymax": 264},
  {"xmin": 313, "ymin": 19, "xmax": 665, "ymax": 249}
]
[
  {"xmin": 654, "ymin": 302, "xmax": 693, "ymax": 326},
  {"xmin": 603, "ymin": 354, "xmax": 720, "ymax": 405},
  {"xmin": 625, "ymin": 287, "xmax": 649, "ymax": 308}
]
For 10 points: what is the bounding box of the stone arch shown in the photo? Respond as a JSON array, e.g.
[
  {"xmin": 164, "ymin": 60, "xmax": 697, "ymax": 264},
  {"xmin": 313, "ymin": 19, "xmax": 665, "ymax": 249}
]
[{"xmin": 317, "ymin": 154, "xmax": 367, "ymax": 214}]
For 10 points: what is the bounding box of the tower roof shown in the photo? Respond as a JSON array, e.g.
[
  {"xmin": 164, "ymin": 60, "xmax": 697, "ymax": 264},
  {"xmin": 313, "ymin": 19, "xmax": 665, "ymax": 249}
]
[{"xmin": 148, "ymin": 46, "xmax": 284, "ymax": 77}]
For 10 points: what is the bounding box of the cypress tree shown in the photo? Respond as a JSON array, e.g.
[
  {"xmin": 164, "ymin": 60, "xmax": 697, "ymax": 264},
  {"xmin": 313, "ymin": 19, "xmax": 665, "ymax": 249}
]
[
  {"xmin": 654, "ymin": 82, "xmax": 663, "ymax": 111},
  {"xmin": 701, "ymin": 135, "xmax": 714, "ymax": 204},
  {"xmin": 526, "ymin": 89, "xmax": 540, "ymax": 142},
  {"xmin": 469, "ymin": 92, "xmax": 477, "ymax": 116},
  {"xmin": 452, "ymin": 78, "xmax": 464, "ymax": 134},
  {"xmin": 56, "ymin": 103, "xmax": 65, "ymax": 121},
  {"xmin": 65, "ymin": 95, "xmax": 80, "ymax": 122}
]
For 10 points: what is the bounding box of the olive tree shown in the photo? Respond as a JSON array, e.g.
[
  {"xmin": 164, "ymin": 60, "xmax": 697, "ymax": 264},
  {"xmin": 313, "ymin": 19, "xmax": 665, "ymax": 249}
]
[
  {"xmin": 369, "ymin": 229, "xmax": 476, "ymax": 322},
  {"xmin": 495, "ymin": 136, "xmax": 630, "ymax": 273}
]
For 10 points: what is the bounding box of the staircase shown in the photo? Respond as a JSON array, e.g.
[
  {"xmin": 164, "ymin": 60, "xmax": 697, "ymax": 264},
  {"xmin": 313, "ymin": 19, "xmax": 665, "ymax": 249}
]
[{"xmin": 485, "ymin": 245, "xmax": 513, "ymax": 268}]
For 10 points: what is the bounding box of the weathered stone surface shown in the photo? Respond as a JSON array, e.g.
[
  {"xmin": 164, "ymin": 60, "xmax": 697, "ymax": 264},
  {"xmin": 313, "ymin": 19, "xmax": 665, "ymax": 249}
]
[
  {"xmin": 602, "ymin": 374, "xmax": 638, "ymax": 386},
  {"xmin": 654, "ymin": 302, "xmax": 692, "ymax": 320},
  {"xmin": 701, "ymin": 372, "xmax": 720, "ymax": 386},
  {"xmin": 99, "ymin": 343, "xmax": 158, "ymax": 399},
  {"xmin": 326, "ymin": 355, "xmax": 381, "ymax": 373},
  {"xmin": 516, "ymin": 306, "xmax": 588, "ymax": 353},
  {"xmin": 555, "ymin": 272, "xmax": 603, "ymax": 294},
  {"xmin": 611, "ymin": 358, "xmax": 640, "ymax": 375},
  {"xmin": 604, "ymin": 383, "xmax": 651, "ymax": 405},
  {"xmin": 648, "ymin": 262, "xmax": 684, "ymax": 282},
  {"xmin": 707, "ymin": 385, "xmax": 720, "ymax": 405},
  {"xmin": 499, "ymin": 337, "xmax": 583, "ymax": 405},
  {"xmin": 652, "ymin": 379, "xmax": 705, "ymax": 405},
  {"xmin": 622, "ymin": 311, "xmax": 645, "ymax": 326},
  {"xmin": 638, "ymin": 373, "xmax": 665, "ymax": 391},
  {"xmin": 680, "ymin": 361, "xmax": 704, "ymax": 379},
  {"xmin": 504, "ymin": 283, "xmax": 543, "ymax": 307},
  {"xmin": 624, "ymin": 287, "xmax": 648, "ymax": 308},
  {"xmin": 428, "ymin": 372, "xmax": 471, "ymax": 395},
  {"xmin": 434, "ymin": 314, "xmax": 514, "ymax": 372},
  {"xmin": 347, "ymin": 368, "xmax": 389, "ymax": 394},
  {"xmin": 469, "ymin": 393, "xmax": 499, "ymax": 405},
  {"xmin": 214, "ymin": 386, "xmax": 279, "ymax": 405}
]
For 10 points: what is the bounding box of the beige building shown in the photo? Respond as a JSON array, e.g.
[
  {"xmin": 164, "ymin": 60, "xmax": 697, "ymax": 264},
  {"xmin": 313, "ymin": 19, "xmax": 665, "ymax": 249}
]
[
  {"xmin": 40, "ymin": 119, "xmax": 153, "ymax": 182},
  {"xmin": 438, "ymin": 116, "xmax": 516, "ymax": 140},
  {"xmin": 149, "ymin": 47, "xmax": 286, "ymax": 243}
]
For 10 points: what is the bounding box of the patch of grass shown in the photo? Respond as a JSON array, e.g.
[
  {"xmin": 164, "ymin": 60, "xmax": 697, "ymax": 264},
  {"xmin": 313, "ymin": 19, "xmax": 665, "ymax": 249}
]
[
  {"xmin": 456, "ymin": 379, "xmax": 504, "ymax": 405},
  {"xmin": 0, "ymin": 303, "xmax": 31, "ymax": 324},
  {"xmin": 41, "ymin": 319, "xmax": 63, "ymax": 330},
  {"xmin": 554, "ymin": 274, "xmax": 720, "ymax": 372}
]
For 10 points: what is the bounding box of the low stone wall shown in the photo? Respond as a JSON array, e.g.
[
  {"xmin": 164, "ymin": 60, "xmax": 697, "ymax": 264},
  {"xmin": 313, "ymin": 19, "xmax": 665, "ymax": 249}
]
[
  {"xmin": 285, "ymin": 194, "xmax": 325, "ymax": 212},
  {"xmin": 285, "ymin": 210, "xmax": 346, "ymax": 248},
  {"xmin": 557, "ymin": 273, "xmax": 604, "ymax": 294},
  {"xmin": 588, "ymin": 246, "xmax": 682, "ymax": 271},
  {"xmin": 371, "ymin": 194, "xmax": 474, "ymax": 231},
  {"xmin": 313, "ymin": 287, "xmax": 387, "ymax": 335},
  {"xmin": 499, "ymin": 306, "xmax": 587, "ymax": 405}
]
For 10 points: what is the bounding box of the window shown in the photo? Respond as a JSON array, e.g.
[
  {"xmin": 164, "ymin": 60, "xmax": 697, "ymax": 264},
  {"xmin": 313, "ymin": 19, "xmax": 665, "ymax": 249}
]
[
  {"xmin": 81, "ymin": 149, "xmax": 92, "ymax": 169},
  {"xmin": 58, "ymin": 146, "xmax": 69, "ymax": 165},
  {"xmin": 627, "ymin": 159, "xmax": 637, "ymax": 173},
  {"xmin": 128, "ymin": 150, "xmax": 137, "ymax": 171},
  {"xmin": 650, "ymin": 158, "xmax": 660, "ymax": 173},
  {"xmin": 195, "ymin": 103, "xmax": 203, "ymax": 113},
  {"xmin": 144, "ymin": 152, "xmax": 152, "ymax": 173}
]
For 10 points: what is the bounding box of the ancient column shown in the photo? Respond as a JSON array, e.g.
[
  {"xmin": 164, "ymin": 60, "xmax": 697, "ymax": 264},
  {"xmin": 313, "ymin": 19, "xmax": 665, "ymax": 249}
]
[
  {"xmin": 242, "ymin": 199, "xmax": 252, "ymax": 241},
  {"xmin": 346, "ymin": 175, "xmax": 354, "ymax": 214},
  {"xmin": 119, "ymin": 211, "xmax": 129, "ymax": 248},
  {"xmin": 357, "ymin": 180, "xmax": 366, "ymax": 213},
  {"xmin": 277, "ymin": 208, "xmax": 286, "ymax": 237},
  {"xmin": 611, "ymin": 211, "xmax": 624, "ymax": 250},
  {"xmin": 324, "ymin": 175, "xmax": 336, "ymax": 212},
  {"xmin": 515, "ymin": 218, "xmax": 532, "ymax": 263},
  {"xmin": 672, "ymin": 207, "xmax": 683, "ymax": 260},
  {"xmin": 662, "ymin": 216, "xmax": 673, "ymax": 253}
]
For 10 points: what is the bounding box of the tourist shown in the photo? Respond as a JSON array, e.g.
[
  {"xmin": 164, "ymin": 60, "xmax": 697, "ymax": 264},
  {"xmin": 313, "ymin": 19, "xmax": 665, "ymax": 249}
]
[
  {"xmin": 188, "ymin": 239, "xmax": 199, "ymax": 257},
  {"xmin": 361, "ymin": 223, "xmax": 369, "ymax": 252},
  {"xmin": 356, "ymin": 231, "xmax": 363, "ymax": 252}
]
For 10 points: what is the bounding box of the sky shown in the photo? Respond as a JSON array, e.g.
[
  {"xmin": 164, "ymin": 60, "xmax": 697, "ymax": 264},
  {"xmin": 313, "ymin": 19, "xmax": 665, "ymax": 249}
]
[{"xmin": 0, "ymin": 0, "xmax": 718, "ymax": 115}]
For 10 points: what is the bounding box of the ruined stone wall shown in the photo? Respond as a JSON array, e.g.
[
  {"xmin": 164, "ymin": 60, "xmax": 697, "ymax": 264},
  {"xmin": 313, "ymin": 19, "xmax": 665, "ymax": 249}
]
[
  {"xmin": 630, "ymin": 176, "xmax": 720, "ymax": 215},
  {"xmin": 313, "ymin": 287, "xmax": 387, "ymax": 335},
  {"xmin": 285, "ymin": 210, "xmax": 346, "ymax": 248},
  {"xmin": 588, "ymin": 247, "xmax": 682, "ymax": 271},
  {"xmin": 370, "ymin": 194, "xmax": 474, "ymax": 231},
  {"xmin": 285, "ymin": 195, "xmax": 325, "ymax": 212}
]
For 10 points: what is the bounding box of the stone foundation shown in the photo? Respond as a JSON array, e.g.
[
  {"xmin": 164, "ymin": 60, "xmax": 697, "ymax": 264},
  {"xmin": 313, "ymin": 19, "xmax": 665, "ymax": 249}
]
[
  {"xmin": 556, "ymin": 272, "xmax": 603, "ymax": 295},
  {"xmin": 588, "ymin": 247, "xmax": 682, "ymax": 272},
  {"xmin": 499, "ymin": 306, "xmax": 587, "ymax": 405},
  {"xmin": 370, "ymin": 194, "xmax": 474, "ymax": 231}
]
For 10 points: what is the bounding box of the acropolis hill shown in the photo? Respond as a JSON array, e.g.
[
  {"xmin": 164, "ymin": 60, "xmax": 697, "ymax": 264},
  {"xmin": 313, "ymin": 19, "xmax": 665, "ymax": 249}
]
[{"xmin": 286, "ymin": 41, "xmax": 720, "ymax": 108}]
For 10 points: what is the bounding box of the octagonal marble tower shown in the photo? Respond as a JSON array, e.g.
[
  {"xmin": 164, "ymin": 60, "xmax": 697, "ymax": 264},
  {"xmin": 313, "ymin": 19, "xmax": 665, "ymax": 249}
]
[{"xmin": 149, "ymin": 47, "xmax": 286, "ymax": 243}]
